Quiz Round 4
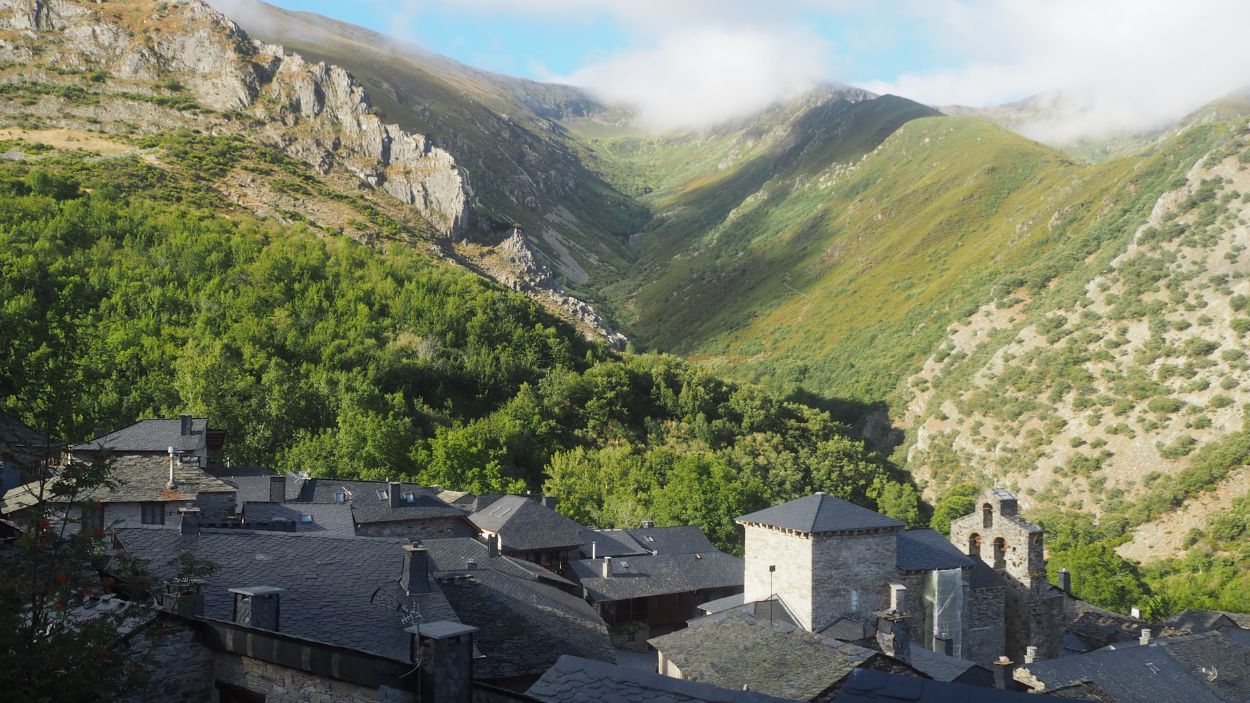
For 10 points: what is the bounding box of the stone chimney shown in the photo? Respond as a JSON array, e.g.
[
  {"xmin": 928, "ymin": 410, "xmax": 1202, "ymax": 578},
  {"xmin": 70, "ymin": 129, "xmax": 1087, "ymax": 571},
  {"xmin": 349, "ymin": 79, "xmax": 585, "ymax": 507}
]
[
  {"xmin": 269, "ymin": 475, "xmax": 286, "ymax": 503},
  {"xmin": 409, "ymin": 621, "xmax": 477, "ymax": 703},
  {"xmin": 875, "ymin": 584, "xmax": 910, "ymax": 663},
  {"xmin": 166, "ymin": 446, "xmax": 177, "ymax": 489},
  {"xmin": 465, "ymin": 559, "xmax": 477, "ymax": 571},
  {"xmin": 1058, "ymin": 568, "xmax": 1071, "ymax": 593},
  {"xmin": 1140, "ymin": 628, "xmax": 1152, "ymax": 646},
  {"xmin": 540, "ymin": 494, "xmax": 557, "ymax": 510},
  {"xmin": 993, "ymin": 656, "xmax": 1015, "ymax": 690},
  {"xmin": 602, "ymin": 555, "xmax": 613, "ymax": 579},
  {"xmin": 161, "ymin": 579, "xmax": 205, "ymax": 617},
  {"xmin": 230, "ymin": 586, "xmax": 283, "ymax": 631},
  {"xmin": 178, "ymin": 507, "xmax": 201, "ymax": 536},
  {"xmin": 640, "ymin": 519, "xmax": 656, "ymax": 529},
  {"xmin": 486, "ymin": 533, "xmax": 499, "ymax": 558},
  {"xmin": 934, "ymin": 634, "xmax": 953, "ymax": 657},
  {"xmin": 180, "ymin": 414, "xmax": 193, "ymax": 436},
  {"xmin": 389, "ymin": 481, "xmax": 402, "ymax": 508},
  {"xmin": 403, "ymin": 545, "xmax": 431, "ymax": 595},
  {"xmin": 1024, "ymin": 646, "xmax": 1038, "ymax": 664}
]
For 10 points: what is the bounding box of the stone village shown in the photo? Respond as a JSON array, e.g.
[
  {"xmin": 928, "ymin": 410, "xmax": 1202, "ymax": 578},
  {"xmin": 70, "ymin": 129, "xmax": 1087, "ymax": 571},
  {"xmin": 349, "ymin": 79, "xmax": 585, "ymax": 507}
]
[{"xmin": 2, "ymin": 414, "xmax": 1248, "ymax": 703}]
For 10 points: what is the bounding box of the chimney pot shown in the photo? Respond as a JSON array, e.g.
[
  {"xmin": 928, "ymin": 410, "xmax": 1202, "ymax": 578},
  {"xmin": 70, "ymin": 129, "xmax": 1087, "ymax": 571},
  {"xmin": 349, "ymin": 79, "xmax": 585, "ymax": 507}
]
[
  {"xmin": 541, "ymin": 494, "xmax": 557, "ymax": 510},
  {"xmin": 180, "ymin": 415, "xmax": 192, "ymax": 436},
  {"xmin": 1140, "ymin": 628, "xmax": 1152, "ymax": 646},
  {"xmin": 1131, "ymin": 607, "xmax": 1141, "ymax": 619},
  {"xmin": 889, "ymin": 583, "xmax": 907, "ymax": 613},
  {"xmin": 1025, "ymin": 646, "xmax": 1038, "ymax": 664},
  {"xmin": 389, "ymin": 481, "xmax": 402, "ymax": 509},
  {"xmin": 591, "ymin": 541, "xmax": 597, "ymax": 560},
  {"xmin": 640, "ymin": 519, "xmax": 656, "ymax": 529},
  {"xmin": 403, "ymin": 545, "xmax": 431, "ymax": 595},
  {"xmin": 486, "ymin": 533, "xmax": 499, "ymax": 558},
  {"xmin": 935, "ymin": 634, "xmax": 953, "ymax": 657},
  {"xmin": 167, "ymin": 446, "xmax": 177, "ymax": 489},
  {"xmin": 993, "ymin": 657, "xmax": 1015, "ymax": 690},
  {"xmin": 602, "ymin": 555, "xmax": 612, "ymax": 579},
  {"xmin": 1058, "ymin": 568, "xmax": 1071, "ymax": 593},
  {"xmin": 162, "ymin": 579, "xmax": 205, "ymax": 617}
]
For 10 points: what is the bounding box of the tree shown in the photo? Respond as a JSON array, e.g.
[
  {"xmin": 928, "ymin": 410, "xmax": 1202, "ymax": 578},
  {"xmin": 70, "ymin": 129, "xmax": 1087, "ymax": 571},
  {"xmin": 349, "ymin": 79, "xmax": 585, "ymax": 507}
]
[
  {"xmin": 930, "ymin": 483, "xmax": 981, "ymax": 536},
  {"xmin": 0, "ymin": 452, "xmax": 154, "ymax": 701},
  {"xmin": 1046, "ymin": 541, "xmax": 1149, "ymax": 614}
]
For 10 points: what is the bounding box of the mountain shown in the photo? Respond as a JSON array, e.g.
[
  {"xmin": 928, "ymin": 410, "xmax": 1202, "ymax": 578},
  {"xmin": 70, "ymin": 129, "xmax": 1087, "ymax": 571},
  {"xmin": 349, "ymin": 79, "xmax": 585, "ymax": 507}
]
[{"xmin": 4, "ymin": 0, "xmax": 1250, "ymax": 609}]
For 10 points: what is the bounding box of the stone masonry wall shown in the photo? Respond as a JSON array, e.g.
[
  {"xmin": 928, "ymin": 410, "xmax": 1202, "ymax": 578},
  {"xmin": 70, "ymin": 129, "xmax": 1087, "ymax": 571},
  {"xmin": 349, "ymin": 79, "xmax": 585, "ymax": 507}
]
[
  {"xmin": 117, "ymin": 620, "xmax": 215, "ymax": 703},
  {"xmin": 213, "ymin": 652, "xmax": 415, "ymax": 703},
  {"xmin": 743, "ymin": 524, "xmax": 813, "ymax": 629},
  {"xmin": 194, "ymin": 491, "xmax": 237, "ymax": 524},
  {"xmin": 965, "ymin": 586, "xmax": 1006, "ymax": 666},
  {"xmin": 810, "ymin": 530, "xmax": 899, "ymax": 631}
]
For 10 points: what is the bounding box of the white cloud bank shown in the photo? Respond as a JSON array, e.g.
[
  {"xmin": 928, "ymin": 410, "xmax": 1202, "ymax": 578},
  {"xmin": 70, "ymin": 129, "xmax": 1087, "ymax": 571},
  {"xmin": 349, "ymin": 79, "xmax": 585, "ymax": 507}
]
[{"xmin": 862, "ymin": 0, "xmax": 1250, "ymax": 142}]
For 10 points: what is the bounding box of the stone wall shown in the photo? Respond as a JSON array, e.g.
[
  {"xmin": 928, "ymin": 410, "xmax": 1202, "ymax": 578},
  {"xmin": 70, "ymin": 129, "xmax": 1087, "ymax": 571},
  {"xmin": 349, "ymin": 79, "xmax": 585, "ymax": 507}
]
[
  {"xmin": 357, "ymin": 517, "xmax": 474, "ymax": 540},
  {"xmin": 117, "ymin": 620, "xmax": 215, "ymax": 703},
  {"xmin": 742, "ymin": 524, "xmax": 813, "ymax": 628},
  {"xmin": 965, "ymin": 586, "xmax": 1006, "ymax": 666},
  {"xmin": 213, "ymin": 652, "xmax": 415, "ymax": 703},
  {"xmin": 810, "ymin": 529, "xmax": 900, "ymax": 630},
  {"xmin": 195, "ymin": 491, "xmax": 237, "ymax": 524}
]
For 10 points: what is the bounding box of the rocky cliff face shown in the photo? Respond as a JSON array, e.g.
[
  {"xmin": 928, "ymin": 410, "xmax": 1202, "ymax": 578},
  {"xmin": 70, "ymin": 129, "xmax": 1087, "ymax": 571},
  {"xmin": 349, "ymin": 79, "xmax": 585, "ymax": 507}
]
[{"xmin": 0, "ymin": 0, "xmax": 469, "ymax": 235}]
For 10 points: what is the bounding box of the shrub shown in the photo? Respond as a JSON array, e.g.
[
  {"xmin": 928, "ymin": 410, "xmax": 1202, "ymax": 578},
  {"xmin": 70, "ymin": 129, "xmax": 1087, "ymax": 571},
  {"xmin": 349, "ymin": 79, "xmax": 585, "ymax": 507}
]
[
  {"xmin": 1209, "ymin": 394, "xmax": 1235, "ymax": 409},
  {"xmin": 1148, "ymin": 397, "xmax": 1184, "ymax": 415}
]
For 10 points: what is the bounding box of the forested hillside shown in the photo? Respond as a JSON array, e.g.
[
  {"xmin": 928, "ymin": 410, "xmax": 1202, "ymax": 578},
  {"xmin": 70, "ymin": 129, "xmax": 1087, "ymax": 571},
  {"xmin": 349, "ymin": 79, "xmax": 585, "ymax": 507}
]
[{"xmin": 0, "ymin": 138, "xmax": 920, "ymax": 553}]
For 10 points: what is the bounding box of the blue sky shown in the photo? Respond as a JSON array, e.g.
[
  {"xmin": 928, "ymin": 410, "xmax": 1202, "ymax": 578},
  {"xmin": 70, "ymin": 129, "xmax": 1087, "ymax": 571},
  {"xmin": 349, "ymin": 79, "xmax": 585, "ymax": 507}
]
[{"xmin": 241, "ymin": 1, "xmax": 1250, "ymax": 136}]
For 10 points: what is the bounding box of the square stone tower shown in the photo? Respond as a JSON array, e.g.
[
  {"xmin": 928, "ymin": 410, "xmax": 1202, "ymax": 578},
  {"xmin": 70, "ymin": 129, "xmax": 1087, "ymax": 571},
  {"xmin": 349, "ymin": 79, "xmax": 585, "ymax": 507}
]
[
  {"xmin": 737, "ymin": 492, "xmax": 904, "ymax": 632},
  {"xmin": 949, "ymin": 487, "xmax": 1063, "ymax": 661}
]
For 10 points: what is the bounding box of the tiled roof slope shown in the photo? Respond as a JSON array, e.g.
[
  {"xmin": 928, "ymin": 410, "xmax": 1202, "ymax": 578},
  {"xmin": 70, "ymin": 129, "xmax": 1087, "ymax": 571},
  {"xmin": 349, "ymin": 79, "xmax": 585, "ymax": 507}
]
[
  {"xmin": 350, "ymin": 494, "xmax": 468, "ymax": 524},
  {"xmin": 835, "ymin": 668, "xmax": 1065, "ymax": 703},
  {"xmin": 221, "ymin": 474, "xmax": 306, "ymax": 503},
  {"xmin": 470, "ymin": 495, "xmax": 585, "ymax": 551},
  {"xmin": 2, "ymin": 454, "xmax": 235, "ymax": 513},
  {"xmin": 649, "ymin": 613, "xmax": 883, "ymax": 701},
  {"xmin": 580, "ymin": 529, "xmax": 650, "ymax": 558},
  {"xmin": 422, "ymin": 537, "xmax": 576, "ymax": 587},
  {"xmin": 113, "ymin": 528, "xmax": 456, "ymax": 660},
  {"xmin": 437, "ymin": 570, "xmax": 615, "ymax": 680},
  {"xmin": 627, "ymin": 526, "xmax": 716, "ymax": 555},
  {"xmin": 736, "ymin": 493, "xmax": 903, "ymax": 534},
  {"xmin": 1019, "ymin": 631, "xmax": 1249, "ymax": 703},
  {"xmin": 72, "ymin": 418, "xmax": 207, "ymax": 453},
  {"xmin": 569, "ymin": 551, "xmax": 743, "ymax": 603},
  {"xmin": 241, "ymin": 502, "xmax": 356, "ymax": 536},
  {"xmin": 527, "ymin": 655, "xmax": 800, "ymax": 703},
  {"xmin": 299, "ymin": 479, "xmax": 438, "ymax": 504},
  {"xmin": 0, "ymin": 411, "xmax": 53, "ymax": 466},
  {"xmin": 895, "ymin": 529, "xmax": 975, "ymax": 572}
]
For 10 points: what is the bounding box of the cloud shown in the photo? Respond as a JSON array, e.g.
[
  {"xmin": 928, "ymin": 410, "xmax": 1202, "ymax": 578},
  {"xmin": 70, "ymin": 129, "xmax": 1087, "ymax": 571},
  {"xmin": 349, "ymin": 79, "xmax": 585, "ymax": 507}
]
[
  {"xmin": 548, "ymin": 27, "xmax": 829, "ymax": 131},
  {"xmin": 861, "ymin": 0, "xmax": 1250, "ymax": 142}
]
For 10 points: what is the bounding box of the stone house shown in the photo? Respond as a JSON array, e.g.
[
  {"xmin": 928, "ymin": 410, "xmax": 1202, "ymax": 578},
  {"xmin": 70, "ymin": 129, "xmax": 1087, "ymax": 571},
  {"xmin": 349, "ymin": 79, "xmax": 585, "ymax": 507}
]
[
  {"xmin": 734, "ymin": 490, "xmax": 1064, "ymax": 668},
  {"xmin": 71, "ymin": 415, "xmax": 222, "ymax": 469},
  {"xmin": 469, "ymin": 494, "xmax": 584, "ymax": 570},
  {"xmin": 0, "ymin": 411, "xmax": 55, "ymax": 497},
  {"xmin": 949, "ymin": 488, "xmax": 1065, "ymax": 661},
  {"xmin": 570, "ymin": 525, "xmax": 744, "ymax": 637},
  {"xmin": 301, "ymin": 478, "xmax": 474, "ymax": 539},
  {"xmin": 1, "ymin": 453, "xmax": 237, "ymax": 529}
]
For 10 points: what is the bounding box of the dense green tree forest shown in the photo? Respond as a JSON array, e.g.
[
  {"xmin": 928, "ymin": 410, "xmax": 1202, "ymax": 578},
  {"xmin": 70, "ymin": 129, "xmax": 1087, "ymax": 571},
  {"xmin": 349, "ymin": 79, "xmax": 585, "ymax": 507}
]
[{"xmin": 0, "ymin": 162, "xmax": 920, "ymax": 553}]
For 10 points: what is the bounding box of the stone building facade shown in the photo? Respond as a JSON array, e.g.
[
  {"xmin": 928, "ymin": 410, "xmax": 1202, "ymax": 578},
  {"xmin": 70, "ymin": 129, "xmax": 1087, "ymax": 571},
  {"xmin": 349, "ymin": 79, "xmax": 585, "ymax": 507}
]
[{"xmin": 949, "ymin": 488, "xmax": 1064, "ymax": 661}]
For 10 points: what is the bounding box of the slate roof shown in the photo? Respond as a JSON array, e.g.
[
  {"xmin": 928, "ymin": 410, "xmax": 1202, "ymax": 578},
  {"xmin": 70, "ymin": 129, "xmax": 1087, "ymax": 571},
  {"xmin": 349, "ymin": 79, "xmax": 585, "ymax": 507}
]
[
  {"xmin": 649, "ymin": 613, "xmax": 885, "ymax": 701},
  {"xmin": 581, "ymin": 529, "xmax": 651, "ymax": 558},
  {"xmin": 350, "ymin": 493, "xmax": 468, "ymax": 524},
  {"xmin": 298, "ymin": 478, "xmax": 439, "ymax": 504},
  {"xmin": 470, "ymin": 495, "xmax": 585, "ymax": 551},
  {"xmin": 112, "ymin": 527, "xmax": 457, "ymax": 660},
  {"xmin": 906, "ymin": 647, "xmax": 986, "ymax": 684},
  {"xmin": 418, "ymin": 536, "xmax": 611, "ymax": 678},
  {"xmin": 0, "ymin": 411, "xmax": 53, "ymax": 467},
  {"xmin": 241, "ymin": 502, "xmax": 356, "ymax": 536},
  {"xmin": 1, "ymin": 454, "xmax": 236, "ymax": 513},
  {"xmin": 203, "ymin": 465, "xmax": 277, "ymax": 479},
  {"xmin": 736, "ymin": 493, "xmax": 903, "ymax": 534},
  {"xmin": 969, "ymin": 560, "xmax": 1006, "ymax": 590},
  {"xmin": 834, "ymin": 668, "xmax": 1064, "ymax": 703},
  {"xmin": 569, "ymin": 551, "xmax": 744, "ymax": 603},
  {"xmin": 1062, "ymin": 598, "xmax": 1147, "ymax": 654},
  {"xmin": 699, "ymin": 593, "xmax": 745, "ymax": 614},
  {"xmin": 1019, "ymin": 631, "xmax": 1250, "ymax": 703},
  {"xmin": 895, "ymin": 529, "xmax": 975, "ymax": 572},
  {"xmin": 1162, "ymin": 609, "xmax": 1250, "ymax": 636},
  {"xmin": 627, "ymin": 526, "xmax": 716, "ymax": 555},
  {"xmin": 527, "ymin": 655, "xmax": 800, "ymax": 703},
  {"xmin": 71, "ymin": 417, "xmax": 207, "ymax": 453}
]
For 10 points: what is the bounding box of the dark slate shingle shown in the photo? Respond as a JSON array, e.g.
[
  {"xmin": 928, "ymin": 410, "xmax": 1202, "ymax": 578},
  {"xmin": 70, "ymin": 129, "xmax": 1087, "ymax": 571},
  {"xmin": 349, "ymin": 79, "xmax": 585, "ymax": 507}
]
[
  {"xmin": 241, "ymin": 501, "xmax": 356, "ymax": 536},
  {"xmin": 350, "ymin": 493, "xmax": 468, "ymax": 524},
  {"xmin": 470, "ymin": 495, "xmax": 585, "ymax": 551},
  {"xmin": 736, "ymin": 493, "xmax": 903, "ymax": 534},
  {"xmin": 72, "ymin": 418, "xmax": 207, "ymax": 453},
  {"xmin": 834, "ymin": 668, "xmax": 1065, "ymax": 703},
  {"xmin": 896, "ymin": 529, "xmax": 975, "ymax": 572},
  {"xmin": 527, "ymin": 655, "xmax": 799, "ymax": 703},
  {"xmin": 626, "ymin": 525, "xmax": 716, "ymax": 555},
  {"xmin": 3, "ymin": 455, "xmax": 235, "ymax": 512},
  {"xmin": 569, "ymin": 551, "xmax": 743, "ymax": 603},
  {"xmin": 580, "ymin": 529, "xmax": 650, "ymax": 558}
]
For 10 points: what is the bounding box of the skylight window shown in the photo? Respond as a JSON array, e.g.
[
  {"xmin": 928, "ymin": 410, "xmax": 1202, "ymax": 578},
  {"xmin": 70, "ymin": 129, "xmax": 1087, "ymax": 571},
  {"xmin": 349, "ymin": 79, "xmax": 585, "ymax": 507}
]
[
  {"xmin": 299, "ymin": 514, "xmax": 313, "ymax": 523},
  {"xmin": 645, "ymin": 536, "xmax": 655, "ymax": 542},
  {"xmin": 403, "ymin": 491, "xmax": 415, "ymax": 503},
  {"xmin": 333, "ymin": 491, "xmax": 347, "ymax": 503},
  {"xmin": 376, "ymin": 489, "xmax": 388, "ymax": 500}
]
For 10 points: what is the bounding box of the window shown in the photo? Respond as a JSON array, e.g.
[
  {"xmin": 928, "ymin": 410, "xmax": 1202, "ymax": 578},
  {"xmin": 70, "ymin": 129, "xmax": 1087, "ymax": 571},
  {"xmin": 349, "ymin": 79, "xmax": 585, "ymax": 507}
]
[
  {"xmin": 141, "ymin": 502, "xmax": 165, "ymax": 525},
  {"xmin": 403, "ymin": 491, "xmax": 415, "ymax": 503},
  {"xmin": 982, "ymin": 503, "xmax": 993, "ymax": 529},
  {"xmin": 376, "ymin": 489, "xmax": 388, "ymax": 501},
  {"xmin": 969, "ymin": 533, "xmax": 981, "ymax": 557},
  {"xmin": 333, "ymin": 490, "xmax": 347, "ymax": 503},
  {"xmin": 79, "ymin": 504, "xmax": 104, "ymax": 532},
  {"xmin": 993, "ymin": 537, "xmax": 1007, "ymax": 570}
]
